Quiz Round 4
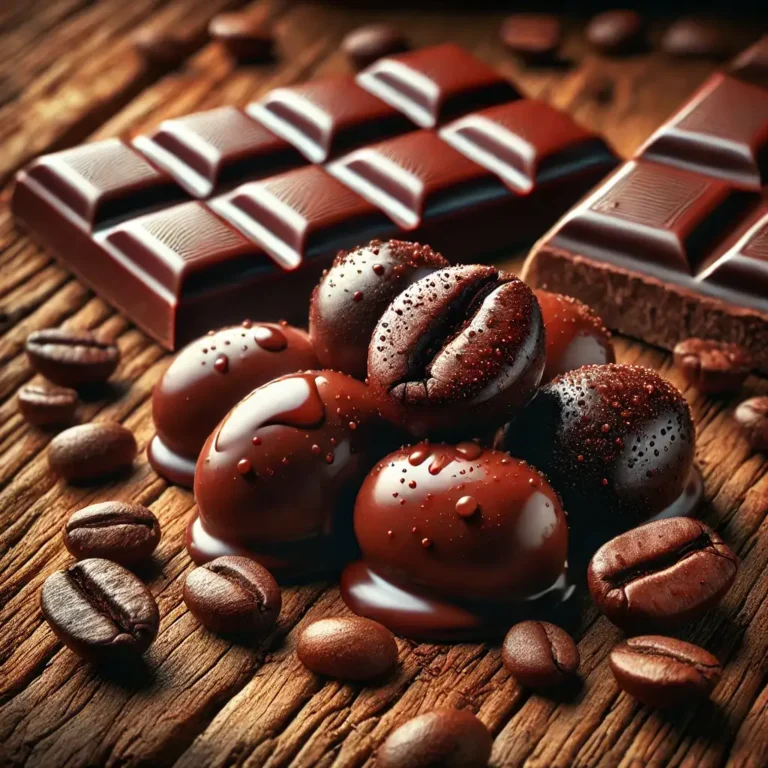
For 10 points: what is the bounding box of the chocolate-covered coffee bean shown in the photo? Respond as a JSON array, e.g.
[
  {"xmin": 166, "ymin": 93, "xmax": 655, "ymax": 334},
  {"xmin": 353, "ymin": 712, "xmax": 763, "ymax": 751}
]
[
  {"xmin": 588, "ymin": 517, "xmax": 737, "ymax": 630},
  {"xmin": 610, "ymin": 636, "xmax": 722, "ymax": 708},
  {"xmin": 297, "ymin": 616, "xmax": 397, "ymax": 681},
  {"xmin": 64, "ymin": 502, "xmax": 161, "ymax": 565},
  {"xmin": 41, "ymin": 558, "xmax": 159, "ymax": 661},
  {"xmin": 310, "ymin": 240, "xmax": 447, "ymax": 380},
  {"xmin": 368, "ymin": 265, "xmax": 545, "ymax": 438},
  {"xmin": 734, "ymin": 396, "xmax": 768, "ymax": 452},
  {"xmin": 49, "ymin": 423, "xmax": 137, "ymax": 481},
  {"xmin": 502, "ymin": 620, "xmax": 579, "ymax": 689},
  {"xmin": 26, "ymin": 328, "xmax": 119, "ymax": 387},
  {"xmin": 183, "ymin": 556, "xmax": 281, "ymax": 636},
  {"xmin": 18, "ymin": 382, "xmax": 78, "ymax": 426},
  {"xmin": 378, "ymin": 708, "xmax": 492, "ymax": 768}
]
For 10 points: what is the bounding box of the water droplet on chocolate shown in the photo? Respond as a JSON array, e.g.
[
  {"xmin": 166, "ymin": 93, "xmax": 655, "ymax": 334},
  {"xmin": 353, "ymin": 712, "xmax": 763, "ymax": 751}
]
[
  {"xmin": 214, "ymin": 354, "xmax": 229, "ymax": 373},
  {"xmin": 253, "ymin": 325, "xmax": 288, "ymax": 352},
  {"xmin": 429, "ymin": 453, "xmax": 453, "ymax": 475},
  {"xmin": 237, "ymin": 458, "xmax": 251, "ymax": 474},
  {"xmin": 252, "ymin": 436, "xmax": 262, "ymax": 446},
  {"xmin": 455, "ymin": 495, "xmax": 478, "ymax": 517},
  {"xmin": 241, "ymin": 319, "xmax": 253, "ymax": 328},
  {"xmin": 408, "ymin": 446, "xmax": 430, "ymax": 466},
  {"xmin": 421, "ymin": 537, "xmax": 432, "ymax": 548},
  {"xmin": 353, "ymin": 291, "xmax": 364, "ymax": 302},
  {"xmin": 325, "ymin": 453, "xmax": 334, "ymax": 464},
  {"xmin": 456, "ymin": 441, "xmax": 483, "ymax": 460},
  {"xmin": 372, "ymin": 264, "xmax": 385, "ymax": 276}
]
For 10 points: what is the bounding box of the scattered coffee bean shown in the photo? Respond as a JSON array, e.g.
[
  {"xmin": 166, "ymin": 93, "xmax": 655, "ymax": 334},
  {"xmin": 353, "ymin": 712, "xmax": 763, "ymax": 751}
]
[
  {"xmin": 502, "ymin": 620, "xmax": 580, "ymax": 689},
  {"xmin": 133, "ymin": 28, "xmax": 199, "ymax": 68},
  {"xmin": 64, "ymin": 502, "xmax": 161, "ymax": 565},
  {"xmin": 610, "ymin": 635, "xmax": 722, "ymax": 708},
  {"xmin": 183, "ymin": 556, "xmax": 281, "ymax": 636},
  {"xmin": 499, "ymin": 14, "xmax": 561, "ymax": 62},
  {"xmin": 26, "ymin": 328, "xmax": 119, "ymax": 387},
  {"xmin": 673, "ymin": 338, "xmax": 752, "ymax": 394},
  {"xmin": 40, "ymin": 558, "xmax": 159, "ymax": 661},
  {"xmin": 209, "ymin": 11, "xmax": 274, "ymax": 62},
  {"xmin": 588, "ymin": 517, "xmax": 737, "ymax": 630},
  {"xmin": 661, "ymin": 19, "xmax": 727, "ymax": 58},
  {"xmin": 586, "ymin": 10, "xmax": 646, "ymax": 54},
  {"xmin": 18, "ymin": 382, "xmax": 77, "ymax": 426},
  {"xmin": 342, "ymin": 24, "xmax": 409, "ymax": 70},
  {"xmin": 378, "ymin": 708, "xmax": 492, "ymax": 768},
  {"xmin": 734, "ymin": 396, "xmax": 768, "ymax": 452},
  {"xmin": 48, "ymin": 422, "xmax": 137, "ymax": 481},
  {"xmin": 297, "ymin": 616, "xmax": 397, "ymax": 681}
]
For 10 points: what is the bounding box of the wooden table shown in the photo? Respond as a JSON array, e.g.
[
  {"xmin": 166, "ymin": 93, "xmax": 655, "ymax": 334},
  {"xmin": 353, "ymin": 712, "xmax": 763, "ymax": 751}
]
[{"xmin": 1, "ymin": 2, "xmax": 766, "ymax": 766}]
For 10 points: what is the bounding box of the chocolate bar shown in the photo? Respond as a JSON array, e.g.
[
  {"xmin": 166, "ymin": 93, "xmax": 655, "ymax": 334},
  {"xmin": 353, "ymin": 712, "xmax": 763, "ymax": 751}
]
[
  {"xmin": 523, "ymin": 46, "xmax": 768, "ymax": 372},
  {"xmin": 13, "ymin": 44, "xmax": 616, "ymax": 350}
]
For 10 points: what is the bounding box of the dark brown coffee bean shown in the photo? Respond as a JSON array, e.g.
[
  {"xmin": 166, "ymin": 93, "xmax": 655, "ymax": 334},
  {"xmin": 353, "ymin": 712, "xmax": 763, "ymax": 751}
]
[
  {"xmin": 734, "ymin": 397, "xmax": 768, "ymax": 452},
  {"xmin": 133, "ymin": 28, "xmax": 199, "ymax": 68},
  {"xmin": 209, "ymin": 11, "xmax": 274, "ymax": 62},
  {"xmin": 502, "ymin": 620, "xmax": 580, "ymax": 689},
  {"xmin": 26, "ymin": 328, "xmax": 119, "ymax": 387},
  {"xmin": 378, "ymin": 708, "xmax": 492, "ymax": 768},
  {"xmin": 673, "ymin": 338, "xmax": 752, "ymax": 394},
  {"xmin": 342, "ymin": 24, "xmax": 409, "ymax": 70},
  {"xmin": 610, "ymin": 635, "xmax": 722, "ymax": 708},
  {"xmin": 18, "ymin": 382, "xmax": 77, "ymax": 426},
  {"xmin": 499, "ymin": 14, "xmax": 561, "ymax": 61},
  {"xmin": 40, "ymin": 558, "xmax": 159, "ymax": 661},
  {"xmin": 297, "ymin": 616, "xmax": 397, "ymax": 681},
  {"xmin": 183, "ymin": 556, "xmax": 281, "ymax": 636},
  {"xmin": 588, "ymin": 518, "xmax": 737, "ymax": 631},
  {"xmin": 586, "ymin": 10, "xmax": 646, "ymax": 54},
  {"xmin": 661, "ymin": 19, "xmax": 727, "ymax": 58},
  {"xmin": 64, "ymin": 502, "xmax": 161, "ymax": 565},
  {"xmin": 48, "ymin": 422, "xmax": 137, "ymax": 481}
]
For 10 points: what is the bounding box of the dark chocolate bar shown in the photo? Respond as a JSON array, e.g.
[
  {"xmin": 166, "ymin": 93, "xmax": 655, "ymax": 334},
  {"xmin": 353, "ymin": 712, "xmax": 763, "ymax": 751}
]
[
  {"xmin": 13, "ymin": 44, "xmax": 616, "ymax": 350},
  {"xmin": 523, "ymin": 49, "xmax": 768, "ymax": 371}
]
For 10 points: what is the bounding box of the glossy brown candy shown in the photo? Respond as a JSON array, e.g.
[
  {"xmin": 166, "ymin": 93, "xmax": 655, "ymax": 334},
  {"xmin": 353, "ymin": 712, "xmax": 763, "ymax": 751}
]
[
  {"xmin": 183, "ymin": 556, "xmax": 281, "ymax": 636},
  {"xmin": 309, "ymin": 240, "xmax": 448, "ymax": 379},
  {"xmin": 41, "ymin": 558, "xmax": 159, "ymax": 662},
  {"xmin": 190, "ymin": 371, "xmax": 387, "ymax": 579},
  {"xmin": 610, "ymin": 636, "xmax": 722, "ymax": 708},
  {"xmin": 378, "ymin": 709, "xmax": 492, "ymax": 768},
  {"xmin": 368, "ymin": 265, "xmax": 545, "ymax": 439},
  {"xmin": 535, "ymin": 290, "xmax": 614, "ymax": 382},
  {"xmin": 342, "ymin": 443, "xmax": 570, "ymax": 640},
  {"xmin": 502, "ymin": 621, "xmax": 580, "ymax": 689},
  {"xmin": 588, "ymin": 517, "xmax": 737, "ymax": 630},
  {"xmin": 673, "ymin": 338, "xmax": 752, "ymax": 394},
  {"xmin": 499, "ymin": 364, "xmax": 699, "ymax": 564},
  {"xmin": 149, "ymin": 322, "xmax": 319, "ymax": 487},
  {"xmin": 297, "ymin": 616, "xmax": 397, "ymax": 680}
]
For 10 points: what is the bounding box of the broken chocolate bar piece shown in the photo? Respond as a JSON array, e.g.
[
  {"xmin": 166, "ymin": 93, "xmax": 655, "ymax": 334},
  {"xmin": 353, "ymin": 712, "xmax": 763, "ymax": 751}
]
[
  {"xmin": 523, "ymin": 46, "xmax": 768, "ymax": 372},
  {"xmin": 13, "ymin": 44, "xmax": 616, "ymax": 349}
]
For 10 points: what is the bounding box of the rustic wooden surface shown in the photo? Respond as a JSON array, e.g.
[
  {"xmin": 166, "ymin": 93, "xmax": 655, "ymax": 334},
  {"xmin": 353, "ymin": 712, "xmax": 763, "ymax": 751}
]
[{"xmin": 0, "ymin": 2, "xmax": 766, "ymax": 766}]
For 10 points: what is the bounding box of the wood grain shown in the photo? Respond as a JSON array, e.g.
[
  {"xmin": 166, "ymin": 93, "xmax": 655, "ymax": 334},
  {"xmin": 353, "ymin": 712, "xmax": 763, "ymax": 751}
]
[{"xmin": 0, "ymin": 3, "xmax": 766, "ymax": 766}]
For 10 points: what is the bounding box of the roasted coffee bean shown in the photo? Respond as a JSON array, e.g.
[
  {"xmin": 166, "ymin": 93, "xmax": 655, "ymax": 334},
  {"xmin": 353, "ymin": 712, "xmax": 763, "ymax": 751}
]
[
  {"xmin": 18, "ymin": 382, "xmax": 77, "ymax": 426},
  {"xmin": 26, "ymin": 328, "xmax": 119, "ymax": 387},
  {"xmin": 610, "ymin": 636, "xmax": 722, "ymax": 708},
  {"xmin": 64, "ymin": 502, "xmax": 161, "ymax": 565},
  {"xmin": 183, "ymin": 556, "xmax": 281, "ymax": 636},
  {"xmin": 661, "ymin": 19, "xmax": 727, "ymax": 58},
  {"xmin": 378, "ymin": 708, "xmax": 492, "ymax": 768},
  {"xmin": 297, "ymin": 616, "xmax": 397, "ymax": 680},
  {"xmin": 499, "ymin": 14, "xmax": 561, "ymax": 62},
  {"xmin": 342, "ymin": 24, "xmax": 409, "ymax": 70},
  {"xmin": 502, "ymin": 620, "xmax": 580, "ymax": 689},
  {"xmin": 209, "ymin": 10, "xmax": 274, "ymax": 62},
  {"xmin": 734, "ymin": 396, "xmax": 768, "ymax": 452},
  {"xmin": 133, "ymin": 28, "xmax": 199, "ymax": 67},
  {"xmin": 40, "ymin": 558, "xmax": 159, "ymax": 661},
  {"xmin": 588, "ymin": 518, "xmax": 737, "ymax": 630},
  {"xmin": 673, "ymin": 338, "xmax": 752, "ymax": 394},
  {"xmin": 49, "ymin": 422, "xmax": 137, "ymax": 481},
  {"xmin": 586, "ymin": 10, "xmax": 646, "ymax": 54}
]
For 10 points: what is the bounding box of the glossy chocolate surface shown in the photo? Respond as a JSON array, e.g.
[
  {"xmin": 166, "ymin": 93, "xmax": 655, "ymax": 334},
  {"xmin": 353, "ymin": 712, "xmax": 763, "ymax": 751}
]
[
  {"xmin": 368, "ymin": 265, "xmax": 545, "ymax": 438},
  {"xmin": 498, "ymin": 364, "xmax": 697, "ymax": 563},
  {"xmin": 522, "ymin": 49, "xmax": 768, "ymax": 369},
  {"xmin": 341, "ymin": 443, "xmax": 572, "ymax": 640},
  {"xmin": 150, "ymin": 321, "xmax": 319, "ymax": 487},
  {"xmin": 190, "ymin": 371, "xmax": 387, "ymax": 579},
  {"xmin": 13, "ymin": 44, "xmax": 616, "ymax": 350},
  {"xmin": 535, "ymin": 290, "xmax": 615, "ymax": 382},
  {"xmin": 309, "ymin": 240, "xmax": 448, "ymax": 379}
]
